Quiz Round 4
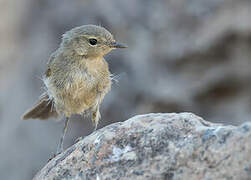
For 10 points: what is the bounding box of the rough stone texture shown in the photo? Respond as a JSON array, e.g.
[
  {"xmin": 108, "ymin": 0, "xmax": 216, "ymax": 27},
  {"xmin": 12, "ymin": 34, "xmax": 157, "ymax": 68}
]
[{"xmin": 34, "ymin": 113, "xmax": 251, "ymax": 180}]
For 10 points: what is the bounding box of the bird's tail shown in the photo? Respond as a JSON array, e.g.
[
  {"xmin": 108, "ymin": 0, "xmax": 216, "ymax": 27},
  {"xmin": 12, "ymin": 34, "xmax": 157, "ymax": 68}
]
[{"xmin": 22, "ymin": 94, "xmax": 58, "ymax": 120}]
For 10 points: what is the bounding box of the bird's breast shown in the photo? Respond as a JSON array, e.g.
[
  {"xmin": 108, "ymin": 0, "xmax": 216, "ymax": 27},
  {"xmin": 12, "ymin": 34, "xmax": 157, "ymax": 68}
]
[{"xmin": 45, "ymin": 58, "xmax": 111, "ymax": 116}]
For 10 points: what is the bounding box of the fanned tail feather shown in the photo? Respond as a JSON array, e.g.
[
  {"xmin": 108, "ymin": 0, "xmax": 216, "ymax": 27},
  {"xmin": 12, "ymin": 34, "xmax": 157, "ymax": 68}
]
[{"xmin": 22, "ymin": 95, "xmax": 58, "ymax": 120}]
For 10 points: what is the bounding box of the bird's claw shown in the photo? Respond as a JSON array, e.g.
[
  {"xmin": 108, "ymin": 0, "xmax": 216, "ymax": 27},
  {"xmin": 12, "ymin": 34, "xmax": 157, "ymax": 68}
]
[{"xmin": 75, "ymin": 136, "xmax": 83, "ymax": 143}]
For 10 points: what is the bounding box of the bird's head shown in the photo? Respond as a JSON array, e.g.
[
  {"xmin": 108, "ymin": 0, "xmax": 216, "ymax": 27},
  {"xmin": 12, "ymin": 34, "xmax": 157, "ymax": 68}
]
[{"xmin": 61, "ymin": 25, "xmax": 127, "ymax": 58}]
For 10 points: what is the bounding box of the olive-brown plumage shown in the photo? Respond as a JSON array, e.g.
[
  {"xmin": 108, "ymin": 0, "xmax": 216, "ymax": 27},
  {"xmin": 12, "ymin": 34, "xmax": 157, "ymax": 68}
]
[{"xmin": 22, "ymin": 25, "xmax": 127, "ymax": 153}]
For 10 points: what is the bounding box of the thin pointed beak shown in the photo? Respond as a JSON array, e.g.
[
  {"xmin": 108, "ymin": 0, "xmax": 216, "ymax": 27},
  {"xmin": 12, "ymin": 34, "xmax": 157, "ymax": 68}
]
[{"xmin": 109, "ymin": 42, "xmax": 128, "ymax": 48}]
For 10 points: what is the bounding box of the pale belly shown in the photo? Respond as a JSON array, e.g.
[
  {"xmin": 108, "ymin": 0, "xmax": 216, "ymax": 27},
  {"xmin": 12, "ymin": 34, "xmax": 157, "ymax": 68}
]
[{"xmin": 44, "ymin": 72, "xmax": 111, "ymax": 117}]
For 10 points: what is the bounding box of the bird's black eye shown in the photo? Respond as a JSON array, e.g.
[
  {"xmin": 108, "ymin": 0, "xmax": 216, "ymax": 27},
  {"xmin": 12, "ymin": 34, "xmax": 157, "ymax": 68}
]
[{"xmin": 88, "ymin": 38, "xmax": 97, "ymax": 45}]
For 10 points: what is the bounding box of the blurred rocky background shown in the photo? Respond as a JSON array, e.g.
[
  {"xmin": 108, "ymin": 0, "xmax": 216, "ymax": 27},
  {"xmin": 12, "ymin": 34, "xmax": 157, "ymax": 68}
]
[{"xmin": 0, "ymin": 0, "xmax": 251, "ymax": 179}]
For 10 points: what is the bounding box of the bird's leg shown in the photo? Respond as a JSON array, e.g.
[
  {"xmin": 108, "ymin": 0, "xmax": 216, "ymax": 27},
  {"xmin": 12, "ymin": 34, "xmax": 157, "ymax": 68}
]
[
  {"xmin": 92, "ymin": 105, "xmax": 100, "ymax": 131},
  {"xmin": 56, "ymin": 117, "xmax": 70, "ymax": 154}
]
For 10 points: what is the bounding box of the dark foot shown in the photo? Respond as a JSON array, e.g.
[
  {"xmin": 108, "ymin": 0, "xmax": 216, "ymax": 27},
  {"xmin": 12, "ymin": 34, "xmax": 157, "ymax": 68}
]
[
  {"xmin": 56, "ymin": 148, "xmax": 63, "ymax": 155},
  {"xmin": 47, "ymin": 148, "xmax": 64, "ymax": 162},
  {"xmin": 75, "ymin": 136, "xmax": 83, "ymax": 143},
  {"xmin": 47, "ymin": 153, "xmax": 58, "ymax": 162}
]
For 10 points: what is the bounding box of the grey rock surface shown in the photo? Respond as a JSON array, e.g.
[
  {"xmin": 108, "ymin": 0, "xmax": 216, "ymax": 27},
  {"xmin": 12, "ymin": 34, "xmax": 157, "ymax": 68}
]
[{"xmin": 34, "ymin": 113, "xmax": 251, "ymax": 180}]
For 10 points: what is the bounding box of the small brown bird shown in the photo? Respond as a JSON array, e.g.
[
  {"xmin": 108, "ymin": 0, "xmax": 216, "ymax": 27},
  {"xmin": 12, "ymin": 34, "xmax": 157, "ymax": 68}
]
[{"xmin": 22, "ymin": 25, "xmax": 127, "ymax": 153}]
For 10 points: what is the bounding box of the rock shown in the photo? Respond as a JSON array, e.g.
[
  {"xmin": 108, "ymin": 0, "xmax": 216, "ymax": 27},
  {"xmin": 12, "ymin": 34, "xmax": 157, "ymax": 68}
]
[{"xmin": 34, "ymin": 113, "xmax": 251, "ymax": 180}]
